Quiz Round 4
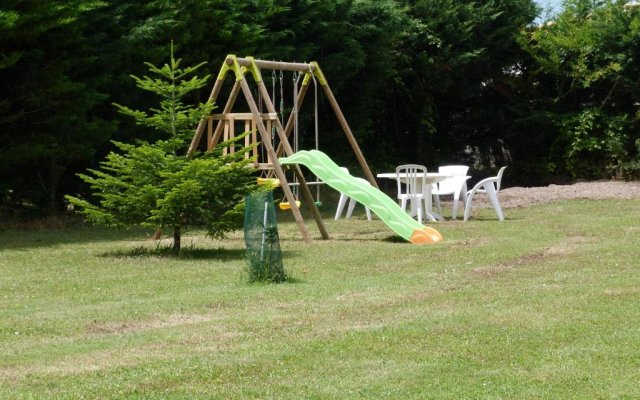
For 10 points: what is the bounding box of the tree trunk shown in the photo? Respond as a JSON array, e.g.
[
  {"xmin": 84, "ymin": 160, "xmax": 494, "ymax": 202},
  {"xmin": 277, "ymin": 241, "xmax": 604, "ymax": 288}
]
[{"xmin": 172, "ymin": 226, "xmax": 181, "ymax": 255}]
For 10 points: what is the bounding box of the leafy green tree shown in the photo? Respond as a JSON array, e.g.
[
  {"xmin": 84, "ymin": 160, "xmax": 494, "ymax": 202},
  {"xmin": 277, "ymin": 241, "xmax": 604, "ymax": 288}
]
[
  {"xmin": 0, "ymin": 1, "xmax": 113, "ymax": 216},
  {"xmin": 66, "ymin": 47, "xmax": 257, "ymax": 254},
  {"xmin": 521, "ymin": 0, "xmax": 640, "ymax": 179},
  {"xmin": 395, "ymin": 0, "xmax": 538, "ymax": 169},
  {"xmin": 314, "ymin": 0, "xmax": 410, "ymax": 169}
]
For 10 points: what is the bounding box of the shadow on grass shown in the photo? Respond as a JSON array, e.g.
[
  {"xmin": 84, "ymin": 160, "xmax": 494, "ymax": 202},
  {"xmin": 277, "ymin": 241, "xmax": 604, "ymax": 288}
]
[
  {"xmin": 324, "ymin": 235, "xmax": 408, "ymax": 243},
  {"xmin": 101, "ymin": 245, "xmax": 302, "ymax": 262},
  {"xmin": 0, "ymin": 223, "xmax": 153, "ymax": 251},
  {"xmin": 101, "ymin": 245, "xmax": 246, "ymax": 261},
  {"xmin": 245, "ymin": 275, "xmax": 306, "ymax": 285},
  {"xmin": 381, "ymin": 235, "xmax": 407, "ymax": 243},
  {"xmin": 464, "ymin": 216, "xmax": 520, "ymax": 221}
]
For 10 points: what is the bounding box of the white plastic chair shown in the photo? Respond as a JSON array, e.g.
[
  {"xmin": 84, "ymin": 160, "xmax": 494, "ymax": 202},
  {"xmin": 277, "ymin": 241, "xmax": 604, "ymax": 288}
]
[
  {"xmin": 396, "ymin": 164, "xmax": 428, "ymax": 224},
  {"xmin": 463, "ymin": 166, "xmax": 507, "ymax": 221},
  {"xmin": 431, "ymin": 165, "xmax": 470, "ymax": 220},
  {"xmin": 334, "ymin": 168, "xmax": 372, "ymax": 221}
]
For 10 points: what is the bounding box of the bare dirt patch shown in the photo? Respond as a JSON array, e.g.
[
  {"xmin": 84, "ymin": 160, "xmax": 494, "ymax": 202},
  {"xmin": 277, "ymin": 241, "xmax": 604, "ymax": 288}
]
[
  {"xmin": 543, "ymin": 236, "xmax": 594, "ymax": 256},
  {"xmin": 85, "ymin": 313, "xmax": 218, "ymax": 335},
  {"xmin": 472, "ymin": 252, "xmax": 545, "ymax": 277},
  {"xmin": 476, "ymin": 180, "xmax": 640, "ymax": 208},
  {"xmin": 471, "ymin": 236, "xmax": 595, "ymax": 277}
]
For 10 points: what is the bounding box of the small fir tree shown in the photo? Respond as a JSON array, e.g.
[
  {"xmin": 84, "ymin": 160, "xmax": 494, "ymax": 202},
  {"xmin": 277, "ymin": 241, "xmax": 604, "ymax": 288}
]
[{"xmin": 66, "ymin": 45, "xmax": 257, "ymax": 254}]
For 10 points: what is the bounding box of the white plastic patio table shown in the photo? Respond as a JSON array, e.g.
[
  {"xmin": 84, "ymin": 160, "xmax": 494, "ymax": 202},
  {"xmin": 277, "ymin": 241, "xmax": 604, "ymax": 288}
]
[{"xmin": 376, "ymin": 172, "xmax": 450, "ymax": 221}]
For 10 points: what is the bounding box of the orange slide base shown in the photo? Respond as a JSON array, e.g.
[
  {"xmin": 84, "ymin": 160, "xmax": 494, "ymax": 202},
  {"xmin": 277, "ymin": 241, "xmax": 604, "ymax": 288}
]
[{"xmin": 409, "ymin": 227, "xmax": 444, "ymax": 244}]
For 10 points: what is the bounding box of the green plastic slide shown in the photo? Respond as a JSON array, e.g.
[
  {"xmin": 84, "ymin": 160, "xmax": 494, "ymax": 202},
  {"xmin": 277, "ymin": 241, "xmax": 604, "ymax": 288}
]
[{"xmin": 280, "ymin": 150, "xmax": 442, "ymax": 244}]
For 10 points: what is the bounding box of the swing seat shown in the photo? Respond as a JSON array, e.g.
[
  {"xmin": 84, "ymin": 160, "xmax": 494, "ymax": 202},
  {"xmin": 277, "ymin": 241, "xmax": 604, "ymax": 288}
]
[
  {"xmin": 279, "ymin": 200, "xmax": 301, "ymax": 211},
  {"xmin": 314, "ymin": 201, "xmax": 323, "ymax": 207},
  {"xmin": 257, "ymin": 178, "xmax": 281, "ymax": 188}
]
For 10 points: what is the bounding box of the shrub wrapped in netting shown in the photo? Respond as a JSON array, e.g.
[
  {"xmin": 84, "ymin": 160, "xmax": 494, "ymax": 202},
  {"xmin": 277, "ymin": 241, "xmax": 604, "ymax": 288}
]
[{"xmin": 243, "ymin": 190, "xmax": 286, "ymax": 283}]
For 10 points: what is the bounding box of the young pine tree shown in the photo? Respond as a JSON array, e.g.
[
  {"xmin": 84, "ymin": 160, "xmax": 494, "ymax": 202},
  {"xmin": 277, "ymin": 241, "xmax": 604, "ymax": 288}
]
[{"xmin": 66, "ymin": 45, "xmax": 257, "ymax": 255}]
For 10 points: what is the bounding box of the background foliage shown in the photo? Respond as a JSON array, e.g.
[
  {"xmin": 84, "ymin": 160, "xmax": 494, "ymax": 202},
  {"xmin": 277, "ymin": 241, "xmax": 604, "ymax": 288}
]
[
  {"xmin": 522, "ymin": 0, "xmax": 640, "ymax": 181},
  {"xmin": 1, "ymin": 0, "xmax": 639, "ymax": 216}
]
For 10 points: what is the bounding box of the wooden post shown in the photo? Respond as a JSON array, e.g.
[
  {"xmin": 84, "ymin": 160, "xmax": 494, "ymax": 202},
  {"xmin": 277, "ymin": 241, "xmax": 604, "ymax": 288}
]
[
  {"xmin": 209, "ymin": 81, "xmax": 241, "ymax": 151},
  {"xmin": 253, "ymin": 121, "xmax": 259, "ymax": 160},
  {"xmin": 256, "ymin": 80, "xmax": 330, "ymax": 240},
  {"xmin": 321, "ymin": 82, "xmax": 379, "ymax": 190},
  {"xmin": 250, "ymin": 119, "xmax": 258, "ymax": 161},
  {"xmin": 229, "ymin": 117, "xmax": 235, "ymax": 154},
  {"xmin": 265, "ymin": 119, "xmax": 272, "ymax": 165},
  {"xmin": 238, "ymin": 78, "xmax": 312, "ymax": 243},
  {"xmin": 244, "ymin": 120, "xmax": 250, "ymax": 159},
  {"xmin": 222, "ymin": 121, "xmax": 229, "ymax": 156},
  {"xmin": 207, "ymin": 117, "xmax": 213, "ymax": 151}
]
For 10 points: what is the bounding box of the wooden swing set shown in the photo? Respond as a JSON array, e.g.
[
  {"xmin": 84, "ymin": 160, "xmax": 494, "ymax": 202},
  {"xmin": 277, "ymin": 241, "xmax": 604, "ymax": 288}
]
[{"xmin": 188, "ymin": 55, "xmax": 377, "ymax": 242}]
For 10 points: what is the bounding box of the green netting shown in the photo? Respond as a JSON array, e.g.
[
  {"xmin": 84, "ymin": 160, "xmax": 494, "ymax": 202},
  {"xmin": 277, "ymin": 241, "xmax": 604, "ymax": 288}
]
[{"xmin": 243, "ymin": 190, "xmax": 286, "ymax": 283}]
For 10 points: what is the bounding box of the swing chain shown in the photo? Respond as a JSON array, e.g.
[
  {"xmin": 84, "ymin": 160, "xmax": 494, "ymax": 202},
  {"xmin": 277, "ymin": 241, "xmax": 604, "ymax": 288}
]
[
  {"xmin": 279, "ymin": 69, "xmax": 284, "ymax": 123},
  {"xmin": 271, "ymin": 70, "xmax": 277, "ymax": 146},
  {"xmin": 292, "ymin": 71, "xmax": 299, "ymax": 154}
]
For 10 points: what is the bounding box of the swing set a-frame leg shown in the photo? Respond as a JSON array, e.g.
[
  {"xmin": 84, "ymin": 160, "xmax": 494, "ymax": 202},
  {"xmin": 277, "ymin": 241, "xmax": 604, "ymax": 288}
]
[
  {"xmin": 255, "ymin": 79, "xmax": 330, "ymax": 240},
  {"xmin": 238, "ymin": 78, "xmax": 320, "ymax": 243}
]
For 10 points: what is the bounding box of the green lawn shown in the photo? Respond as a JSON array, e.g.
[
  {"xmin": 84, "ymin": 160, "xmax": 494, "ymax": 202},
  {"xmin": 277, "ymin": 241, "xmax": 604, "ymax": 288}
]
[{"xmin": 1, "ymin": 199, "xmax": 639, "ymax": 399}]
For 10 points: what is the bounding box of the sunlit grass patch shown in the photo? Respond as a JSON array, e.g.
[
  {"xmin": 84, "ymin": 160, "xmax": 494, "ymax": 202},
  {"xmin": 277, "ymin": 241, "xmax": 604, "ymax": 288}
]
[{"xmin": 1, "ymin": 198, "xmax": 639, "ymax": 398}]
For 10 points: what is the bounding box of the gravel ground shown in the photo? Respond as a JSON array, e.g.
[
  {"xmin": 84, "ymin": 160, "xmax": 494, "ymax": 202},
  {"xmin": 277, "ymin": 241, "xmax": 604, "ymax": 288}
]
[{"xmin": 478, "ymin": 180, "xmax": 640, "ymax": 208}]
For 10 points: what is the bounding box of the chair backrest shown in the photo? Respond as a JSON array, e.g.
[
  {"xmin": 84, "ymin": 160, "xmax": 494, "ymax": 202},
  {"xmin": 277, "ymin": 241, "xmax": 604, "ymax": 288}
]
[
  {"xmin": 396, "ymin": 164, "xmax": 427, "ymax": 197},
  {"xmin": 435, "ymin": 165, "xmax": 469, "ymax": 193},
  {"xmin": 473, "ymin": 166, "xmax": 507, "ymax": 193},
  {"xmin": 340, "ymin": 166, "xmax": 370, "ymax": 186},
  {"xmin": 495, "ymin": 166, "xmax": 507, "ymax": 191},
  {"xmin": 438, "ymin": 165, "xmax": 469, "ymax": 176}
]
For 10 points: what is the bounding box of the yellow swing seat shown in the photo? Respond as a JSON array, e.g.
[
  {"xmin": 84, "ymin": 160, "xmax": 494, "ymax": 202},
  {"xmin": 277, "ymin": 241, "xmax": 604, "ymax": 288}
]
[
  {"xmin": 279, "ymin": 200, "xmax": 301, "ymax": 211},
  {"xmin": 257, "ymin": 177, "xmax": 281, "ymax": 188}
]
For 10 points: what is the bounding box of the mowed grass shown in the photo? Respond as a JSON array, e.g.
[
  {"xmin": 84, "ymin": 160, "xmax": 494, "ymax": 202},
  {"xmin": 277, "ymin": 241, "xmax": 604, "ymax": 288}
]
[{"xmin": 1, "ymin": 199, "xmax": 639, "ymax": 399}]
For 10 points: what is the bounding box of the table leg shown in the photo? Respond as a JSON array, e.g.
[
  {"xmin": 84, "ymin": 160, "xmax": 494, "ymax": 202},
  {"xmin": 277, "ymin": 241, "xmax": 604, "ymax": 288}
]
[{"xmin": 409, "ymin": 197, "xmax": 418, "ymax": 217}]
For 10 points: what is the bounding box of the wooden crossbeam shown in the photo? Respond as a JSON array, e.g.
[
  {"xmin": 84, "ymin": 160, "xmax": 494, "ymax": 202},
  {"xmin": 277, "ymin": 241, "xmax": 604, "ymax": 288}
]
[
  {"xmin": 209, "ymin": 113, "xmax": 277, "ymax": 120},
  {"xmin": 232, "ymin": 58, "xmax": 316, "ymax": 73}
]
